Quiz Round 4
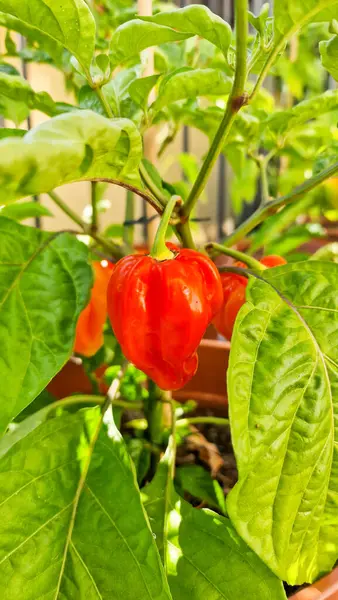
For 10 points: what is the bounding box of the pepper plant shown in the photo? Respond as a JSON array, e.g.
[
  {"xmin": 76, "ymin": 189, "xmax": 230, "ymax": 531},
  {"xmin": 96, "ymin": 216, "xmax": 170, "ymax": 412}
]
[{"xmin": 0, "ymin": 0, "xmax": 338, "ymax": 598}]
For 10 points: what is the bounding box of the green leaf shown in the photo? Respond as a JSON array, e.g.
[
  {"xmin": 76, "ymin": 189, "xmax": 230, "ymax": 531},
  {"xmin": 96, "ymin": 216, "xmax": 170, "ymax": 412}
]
[
  {"xmin": 0, "ymin": 0, "xmax": 96, "ymax": 72},
  {"xmin": 104, "ymin": 223, "xmax": 124, "ymax": 238},
  {"xmin": 263, "ymin": 89, "xmax": 338, "ymax": 137},
  {"xmin": 0, "ymin": 12, "xmax": 63, "ymax": 65},
  {"xmin": 320, "ymin": 35, "xmax": 338, "ymax": 80},
  {"xmin": 0, "ymin": 71, "xmax": 58, "ymax": 124},
  {"xmin": 141, "ymin": 158, "xmax": 171, "ymax": 200},
  {"xmin": 274, "ymin": 0, "xmax": 338, "ymax": 43},
  {"xmin": 248, "ymin": 2, "xmax": 270, "ymax": 35},
  {"xmin": 0, "ymin": 201, "xmax": 53, "ymax": 221},
  {"xmin": 129, "ymin": 74, "xmax": 161, "ymax": 112},
  {"xmin": 229, "ymin": 157, "xmax": 259, "ymax": 215},
  {"xmin": 0, "ymin": 61, "xmax": 20, "ymax": 75},
  {"xmin": 110, "ymin": 19, "xmax": 191, "ymax": 66},
  {"xmin": 103, "ymin": 68, "xmax": 139, "ymax": 117},
  {"xmin": 78, "ymin": 85, "xmax": 105, "ymax": 115},
  {"xmin": 127, "ymin": 437, "xmax": 151, "ymax": 484},
  {"xmin": 250, "ymin": 196, "xmax": 315, "ymax": 253},
  {"xmin": 227, "ymin": 261, "xmax": 338, "ymax": 585},
  {"xmin": 175, "ymin": 465, "xmax": 226, "ymax": 514},
  {"xmin": 265, "ymin": 223, "xmax": 325, "ymax": 256},
  {"xmin": 0, "ymin": 217, "xmax": 92, "ymax": 433},
  {"xmin": 0, "ymin": 128, "xmax": 26, "ymax": 140},
  {"xmin": 142, "ymin": 437, "xmax": 286, "ymax": 599},
  {"xmin": 0, "ymin": 407, "xmax": 172, "ymax": 599},
  {"xmin": 141, "ymin": 5, "xmax": 232, "ymax": 59},
  {"xmin": 0, "ymin": 110, "xmax": 143, "ymax": 204},
  {"xmin": 154, "ymin": 68, "xmax": 232, "ymax": 111}
]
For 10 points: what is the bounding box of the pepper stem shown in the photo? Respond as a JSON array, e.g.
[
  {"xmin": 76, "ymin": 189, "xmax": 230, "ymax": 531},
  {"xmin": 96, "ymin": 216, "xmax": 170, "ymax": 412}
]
[
  {"xmin": 151, "ymin": 196, "xmax": 181, "ymax": 260},
  {"xmin": 205, "ymin": 242, "xmax": 265, "ymax": 272}
]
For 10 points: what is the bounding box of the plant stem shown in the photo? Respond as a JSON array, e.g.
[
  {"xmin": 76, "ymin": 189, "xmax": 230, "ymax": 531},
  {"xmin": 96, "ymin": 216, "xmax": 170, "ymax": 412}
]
[
  {"xmin": 139, "ymin": 161, "xmax": 168, "ymax": 207},
  {"xmin": 177, "ymin": 416, "xmax": 229, "ymax": 427},
  {"xmin": 96, "ymin": 85, "xmax": 114, "ymax": 117},
  {"xmin": 181, "ymin": 0, "xmax": 249, "ymax": 218},
  {"xmin": 169, "ymin": 399, "xmax": 177, "ymax": 481},
  {"xmin": 91, "ymin": 181, "xmax": 99, "ymax": 234},
  {"xmin": 151, "ymin": 196, "xmax": 181, "ymax": 260},
  {"xmin": 223, "ymin": 160, "xmax": 338, "ymax": 247},
  {"xmin": 49, "ymin": 190, "xmax": 85, "ymax": 229},
  {"xmin": 205, "ymin": 242, "xmax": 264, "ymax": 271},
  {"xmin": 123, "ymin": 190, "xmax": 135, "ymax": 249},
  {"xmin": 218, "ymin": 265, "xmax": 250, "ymax": 278},
  {"xmin": 46, "ymin": 394, "xmax": 143, "ymax": 414},
  {"xmin": 48, "ymin": 191, "xmax": 124, "ymax": 259},
  {"xmin": 175, "ymin": 221, "xmax": 197, "ymax": 249},
  {"xmin": 258, "ymin": 157, "xmax": 270, "ymax": 205}
]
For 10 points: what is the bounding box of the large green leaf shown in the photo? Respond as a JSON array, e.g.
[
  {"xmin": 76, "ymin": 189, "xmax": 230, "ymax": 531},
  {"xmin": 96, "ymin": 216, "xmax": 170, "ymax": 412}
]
[
  {"xmin": 154, "ymin": 68, "xmax": 232, "ymax": 111},
  {"xmin": 274, "ymin": 0, "xmax": 338, "ymax": 43},
  {"xmin": 140, "ymin": 5, "xmax": 232, "ymax": 60},
  {"xmin": 142, "ymin": 438, "xmax": 286, "ymax": 600},
  {"xmin": 0, "ymin": 0, "xmax": 95, "ymax": 72},
  {"xmin": 0, "ymin": 407, "xmax": 172, "ymax": 599},
  {"xmin": 0, "ymin": 217, "xmax": 92, "ymax": 432},
  {"xmin": 320, "ymin": 35, "xmax": 338, "ymax": 80},
  {"xmin": 110, "ymin": 20, "xmax": 191, "ymax": 66},
  {"xmin": 0, "ymin": 71, "xmax": 58, "ymax": 124},
  {"xmin": 227, "ymin": 261, "xmax": 338, "ymax": 585},
  {"xmin": 0, "ymin": 110, "xmax": 143, "ymax": 204},
  {"xmin": 0, "ymin": 11, "xmax": 64, "ymax": 65}
]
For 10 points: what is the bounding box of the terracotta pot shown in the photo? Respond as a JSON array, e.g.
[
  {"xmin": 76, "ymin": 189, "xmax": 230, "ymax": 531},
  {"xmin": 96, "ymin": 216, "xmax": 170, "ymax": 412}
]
[
  {"xmin": 48, "ymin": 339, "xmax": 230, "ymax": 411},
  {"xmin": 291, "ymin": 568, "xmax": 338, "ymax": 599},
  {"xmin": 174, "ymin": 339, "xmax": 229, "ymax": 410}
]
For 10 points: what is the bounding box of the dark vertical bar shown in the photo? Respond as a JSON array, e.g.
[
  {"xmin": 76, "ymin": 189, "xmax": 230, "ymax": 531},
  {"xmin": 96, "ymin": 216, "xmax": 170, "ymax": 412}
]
[
  {"xmin": 142, "ymin": 199, "xmax": 148, "ymax": 243},
  {"xmin": 20, "ymin": 36, "xmax": 41, "ymax": 229}
]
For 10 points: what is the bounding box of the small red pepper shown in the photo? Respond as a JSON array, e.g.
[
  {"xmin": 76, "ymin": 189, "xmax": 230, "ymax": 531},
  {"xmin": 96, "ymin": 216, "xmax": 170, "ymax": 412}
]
[
  {"xmin": 213, "ymin": 255, "xmax": 286, "ymax": 340},
  {"xmin": 107, "ymin": 243, "xmax": 223, "ymax": 390},
  {"xmin": 74, "ymin": 260, "xmax": 114, "ymax": 357}
]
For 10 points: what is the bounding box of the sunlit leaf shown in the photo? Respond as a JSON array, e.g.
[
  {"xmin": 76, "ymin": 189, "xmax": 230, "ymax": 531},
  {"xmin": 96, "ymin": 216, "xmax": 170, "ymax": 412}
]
[
  {"xmin": 320, "ymin": 35, "xmax": 338, "ymax": 80},
  {"xmin": 110, "ymin": 19, "xmax": 191, "ymax": 66},
  {"xmin": 0, "ymin": 110, "xmax": 143, "ymax": 204},
  {"xmin": 154, "ymin": 68, "xmax": 232, "ymax": 110},
  {"xmin": 142, "ymin": 437, "xmax": 286, "ymax": 600},
  {"xmin": 0, "ymin": 408, "xmax": 172, "ymax": 598},
  {"xmin": 141, "ymin": 5, "xmax": 232, "ymax": 59},
  {"xmin": 227, "ymin": 261, "xmax": 338, "ymax": 584},
  {"xmin": 0, "ymin": 0, "xmax": 95, "ymax": 72},
  {"xmin": 0, "ymin": 71, "xmax": 58, "ymax": 124},
  {"xmin": 0, "ymin": 217, "xmax": 92, "ymax": 433}
]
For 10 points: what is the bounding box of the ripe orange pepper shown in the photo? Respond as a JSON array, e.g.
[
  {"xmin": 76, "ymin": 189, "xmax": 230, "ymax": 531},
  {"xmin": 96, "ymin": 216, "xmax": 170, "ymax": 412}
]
[
  {"xmin": 213, "ymin": 255, "xmax": 286, "ymax": 340},
  {"xmin": 107, "ymin": 244, "xmax": 223, "ymax": 390},
  {"xmin": 74, "ymin": 260, "xmax": 114, "ymax": 357}
]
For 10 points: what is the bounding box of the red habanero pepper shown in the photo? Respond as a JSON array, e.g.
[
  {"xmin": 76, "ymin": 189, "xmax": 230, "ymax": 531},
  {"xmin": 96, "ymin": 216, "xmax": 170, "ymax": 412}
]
[
  {"xmin": 107, "ymin": 243, "xmax": 223, "ymax": 391},
  {"xmin": 213, "ymin": 255, "xmax": 286, "ymax": 341},
  {"xmin": 74, "ymin": 260, "xmax": 114, "ymax": 357}
]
